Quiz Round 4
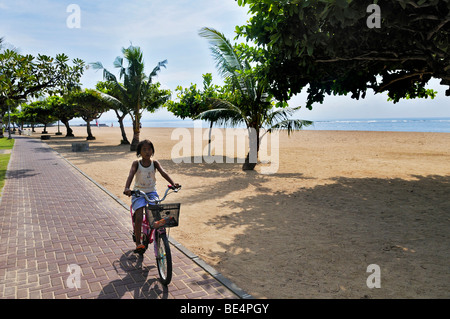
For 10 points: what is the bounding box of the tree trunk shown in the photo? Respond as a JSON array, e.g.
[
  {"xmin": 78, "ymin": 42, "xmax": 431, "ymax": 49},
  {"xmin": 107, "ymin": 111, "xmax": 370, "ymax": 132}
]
[
  {"xmin": 242, "ymin": 126, "xmax": 260, "ymax": 171},
  {"xmin": 0, "ymin": 114, "xmax": 3, "ymax": 138},
  {"xmin": 61, "ymin": 119, "xmax": 74, "ymax": 137},
  {"xmin": 130, "ymin": 110, "xmax": 140, "ymax": 151},
  {"xmin": 208, "ymin": 121, "xmax": 213, "ymax": 157},
  {"xmin": 130, "ymin": 123, "xmax": 140, "ymax": 151},
  {"xmin": 120, "ymin": 118, "xmax": 130, "ymax": 145},
  {"xmin": 115, "ymin": 110, "xmax": 129, "ymax": 145},
  {"xmin": 86, "ymin": 120, "xmax": 95, "ymax": 140}
]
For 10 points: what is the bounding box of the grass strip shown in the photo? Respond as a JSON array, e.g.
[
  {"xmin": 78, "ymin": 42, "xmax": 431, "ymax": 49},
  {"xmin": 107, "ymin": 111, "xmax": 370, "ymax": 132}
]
[{"xmin": 0, "ymin": 138, "xmax": 14, "ymax": 192}]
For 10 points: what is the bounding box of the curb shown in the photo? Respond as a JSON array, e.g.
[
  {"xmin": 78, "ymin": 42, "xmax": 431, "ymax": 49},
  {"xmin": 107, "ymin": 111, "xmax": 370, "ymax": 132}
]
[{"xmin": 42, "ymin": 139, "xmax": 253, "ymax": 299}]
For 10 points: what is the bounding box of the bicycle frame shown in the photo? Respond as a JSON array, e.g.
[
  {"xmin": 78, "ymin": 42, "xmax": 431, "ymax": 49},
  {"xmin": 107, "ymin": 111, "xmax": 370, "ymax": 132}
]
[
  {"xmin": 129, "ymin": 186, "xmax": 179, "ymax": 244},
  {"xmin": 128, "ymin": 185, "xmax": 181, "ymax": 285},
  {"xmin": 129, "ymin": 204, "xmax": 156, "ymax": 247}
]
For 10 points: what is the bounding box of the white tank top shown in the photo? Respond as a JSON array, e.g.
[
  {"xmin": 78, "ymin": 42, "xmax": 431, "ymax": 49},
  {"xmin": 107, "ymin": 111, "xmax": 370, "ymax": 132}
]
[{"xmin": 134, "ymin": 160, "xmax": 157, "ymax": 193}]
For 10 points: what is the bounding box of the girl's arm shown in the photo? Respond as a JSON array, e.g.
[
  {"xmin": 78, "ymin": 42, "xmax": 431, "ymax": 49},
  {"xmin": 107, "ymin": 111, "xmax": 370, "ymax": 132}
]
[
  {"xmin": 154, "ymin": 160, "xmax": 179, "ymax": 188},
  {"xmin": 124, "ymin": 160, "xmax": 139, "ymax": 196}
]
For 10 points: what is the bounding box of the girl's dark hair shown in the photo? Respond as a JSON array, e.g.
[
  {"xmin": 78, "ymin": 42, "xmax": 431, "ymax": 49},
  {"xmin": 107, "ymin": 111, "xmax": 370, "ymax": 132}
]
[{"xmin": 136, "ymin": 139, "xmax": 155, "ymax": 157}]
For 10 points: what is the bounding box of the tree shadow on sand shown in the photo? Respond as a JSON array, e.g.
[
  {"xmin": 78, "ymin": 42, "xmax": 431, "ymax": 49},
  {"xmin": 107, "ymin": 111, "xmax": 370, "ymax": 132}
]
[
  {"xmin": 204, "ymin": 174, "xmax": 450, "ymax": 299},
  {"xmin": 43, "ymin": 140, "xmax": 132, "ymax": 167},
  {"xmin": 165, "ymin": 157, "xmax": 314, "ymax": 206}
]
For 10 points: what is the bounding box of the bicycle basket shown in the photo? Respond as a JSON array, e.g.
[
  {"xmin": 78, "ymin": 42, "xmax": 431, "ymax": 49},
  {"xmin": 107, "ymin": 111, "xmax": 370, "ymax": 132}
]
[{"xmin": 148, "ymin": 203, "xmax": 181, "ymax": 228}]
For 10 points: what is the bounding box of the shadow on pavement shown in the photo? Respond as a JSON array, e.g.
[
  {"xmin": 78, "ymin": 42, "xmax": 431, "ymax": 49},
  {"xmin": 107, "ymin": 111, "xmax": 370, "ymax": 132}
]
[{"xmin": 97, "ymin": 250, "xmax": 169, "ymax": 299}]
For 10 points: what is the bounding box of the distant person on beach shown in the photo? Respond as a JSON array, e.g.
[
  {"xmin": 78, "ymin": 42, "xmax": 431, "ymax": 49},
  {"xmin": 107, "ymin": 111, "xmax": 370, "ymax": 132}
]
[{"xmin": 123, "ymin": 139, "xmax": 180, "ymax": 254}]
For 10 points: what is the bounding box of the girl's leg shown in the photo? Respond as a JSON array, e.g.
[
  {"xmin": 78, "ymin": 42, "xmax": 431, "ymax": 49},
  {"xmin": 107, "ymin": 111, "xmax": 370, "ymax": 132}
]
[{"xmin": 134, "ymin": 207, "xmax": 144, "ymax": 247}]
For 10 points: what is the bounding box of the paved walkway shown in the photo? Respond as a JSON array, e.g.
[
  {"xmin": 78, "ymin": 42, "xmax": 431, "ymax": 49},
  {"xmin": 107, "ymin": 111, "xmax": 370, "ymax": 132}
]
[{"xmin": 0, "ymin": 136, "xmax": 249, "ymax": 299}]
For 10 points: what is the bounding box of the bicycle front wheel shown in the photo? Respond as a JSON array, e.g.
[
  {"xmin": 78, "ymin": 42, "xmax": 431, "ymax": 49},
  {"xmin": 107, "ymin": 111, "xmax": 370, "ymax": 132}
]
[{"xmin": 155, "ymin": 230, "xmax": 172, "ymax": 285}]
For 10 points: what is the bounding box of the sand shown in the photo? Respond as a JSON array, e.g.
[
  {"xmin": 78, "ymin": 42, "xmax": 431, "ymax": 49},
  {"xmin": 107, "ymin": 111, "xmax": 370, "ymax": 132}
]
[{"xmin": 30, "ymin": 125, "xmax": 450, "ymax": 298}]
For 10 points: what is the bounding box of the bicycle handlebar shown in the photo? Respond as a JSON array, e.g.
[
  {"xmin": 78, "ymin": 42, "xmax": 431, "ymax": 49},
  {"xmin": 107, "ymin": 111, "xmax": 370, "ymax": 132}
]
[{"xmin": 129, "ymin": 185, "xmax": 181, "ymax": 204}]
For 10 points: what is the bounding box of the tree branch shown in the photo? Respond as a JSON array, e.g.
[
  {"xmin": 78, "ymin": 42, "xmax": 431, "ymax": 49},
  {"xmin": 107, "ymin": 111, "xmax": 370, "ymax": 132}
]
[
  {"xmin": 410, "ymin": 15, "xmax": 440, "ymax": 22},
  {"xmin": 427, "ymin": 18, "xmax": 450, "ymax": 40},
  {"xmin": 315, "ymin": 55, "xmax": 427, "ymax": 63},
  {"xmin": 377, "ymin": 71, "xmax": 433, "ymax": 92},
  {"xmin": 405, "ymin": 0, "xmax": 435, "ymax": 9}
]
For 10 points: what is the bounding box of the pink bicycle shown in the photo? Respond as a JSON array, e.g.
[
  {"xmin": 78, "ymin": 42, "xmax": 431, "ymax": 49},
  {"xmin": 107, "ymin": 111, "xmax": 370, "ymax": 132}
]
[{"xmin": 129, "ymin": 185, "xmax": 181, "ymax": 285}]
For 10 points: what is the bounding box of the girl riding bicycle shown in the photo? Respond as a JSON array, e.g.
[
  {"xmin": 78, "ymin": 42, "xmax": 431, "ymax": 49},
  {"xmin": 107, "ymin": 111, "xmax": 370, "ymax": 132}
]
[{"xmin": 124, "ymin": 139, "xmax": 180, "ymax": 254}]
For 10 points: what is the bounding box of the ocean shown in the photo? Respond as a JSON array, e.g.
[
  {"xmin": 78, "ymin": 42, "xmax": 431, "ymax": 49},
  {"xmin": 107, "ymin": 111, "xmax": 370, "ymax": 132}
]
[
  {"xmin": 70, "ymin": 117, "xmax": 450, "ymax": 133},
  {"xmin": 304, "ymin": 118, "xmax": 450, "ymax": 133}
]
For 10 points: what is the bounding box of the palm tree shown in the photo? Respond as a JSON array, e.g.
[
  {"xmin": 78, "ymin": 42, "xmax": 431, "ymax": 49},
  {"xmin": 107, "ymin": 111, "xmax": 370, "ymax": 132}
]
[
  {"xmin": 198, "ymin": 27, "xmax": 312, "ymax": 170},
  {"xmin": 96, "ymin": 80, "xmax": 131, "ymax": 144},
  {"xmin": 91, "ymin": 45, "xmax": 168, "ymax": 151}
]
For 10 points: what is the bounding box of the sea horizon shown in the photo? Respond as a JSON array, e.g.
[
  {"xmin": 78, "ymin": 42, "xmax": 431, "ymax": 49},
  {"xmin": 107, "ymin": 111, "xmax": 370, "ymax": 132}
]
[{"xmin": 67, "ymin": 117, "xmax": 450, "ymax": 133}]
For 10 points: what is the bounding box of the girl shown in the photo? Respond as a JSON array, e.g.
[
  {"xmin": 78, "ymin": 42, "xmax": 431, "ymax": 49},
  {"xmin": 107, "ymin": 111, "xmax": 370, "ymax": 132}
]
[{"xmin": 124, "ymin": 139, "xmax": 180, "ymax": 254}]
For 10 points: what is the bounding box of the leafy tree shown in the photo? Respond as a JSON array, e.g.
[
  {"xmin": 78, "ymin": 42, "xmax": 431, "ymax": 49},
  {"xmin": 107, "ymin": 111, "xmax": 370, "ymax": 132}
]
[
  {"xmin": 235, "ymin": 0, "xmax": 449, "ymax": 108},
  {"xmin": 198, "ymin": 27, "xmax": 312, "ymax": 170},
  {"xmin": 34, "ymin": 103, "xmax": 58, "ymax": 134},
  {"xmin": 47, "ymin": 95, "xmax": 78, "ymax": 137},
  {"xmin": 13, "ymin": 106, "xmax": 35, "ymax": 132},
  {"xmin": 167, "ymin": 73, "xmax": 223, "ymax": 119},
  {"xmin": 91, "ymin": 45, "xmax": 169, "ymax": 150},
  {"xmin": 166, "ymin": 73, "xmax": 233, "ymax": 155},
  {"xmin": 20, "ymin": 101, "xmax": 57, "ymax": 134},
  {"xmin": 19, "ymin": 103, "xmax": 38, "ymax": 132},
  {"xmin": 9, "ymin": 110, "xmax": 22, "ymax": 131},
  {"xmin": 66, "ymin": 89, "xmax": 110, "ymax": 140},
  {"xmin": 0, "ymin": 39, "xmax": 84, "ymax": 136}
]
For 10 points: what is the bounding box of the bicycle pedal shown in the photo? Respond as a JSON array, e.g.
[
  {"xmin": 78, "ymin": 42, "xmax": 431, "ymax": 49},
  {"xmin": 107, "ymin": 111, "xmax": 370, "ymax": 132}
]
[{"xmin": 134, "ymin": 247, "xmax": 146, "ymax": 254}]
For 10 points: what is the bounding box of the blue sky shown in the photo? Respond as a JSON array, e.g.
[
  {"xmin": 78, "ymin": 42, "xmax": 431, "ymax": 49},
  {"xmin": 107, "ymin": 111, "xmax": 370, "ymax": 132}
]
[{"xmin": 1, "ymin": 0, "xmax": 448, "ymax": 122}]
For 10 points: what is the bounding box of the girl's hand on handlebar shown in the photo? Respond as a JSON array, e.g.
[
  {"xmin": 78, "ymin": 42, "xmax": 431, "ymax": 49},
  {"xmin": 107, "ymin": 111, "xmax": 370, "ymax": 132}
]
[
  {"xmin": 168, "ymin": 184, "xmax": 181, "ymax": 190},
  {"xmin": 123, "ymin": 188, "xmax": 132, "ymax": 196}
]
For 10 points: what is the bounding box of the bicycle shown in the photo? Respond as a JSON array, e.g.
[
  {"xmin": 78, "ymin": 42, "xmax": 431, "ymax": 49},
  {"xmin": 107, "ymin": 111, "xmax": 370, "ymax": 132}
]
[{"xmin": 128, "ymin": 185, "xmax": 181, "ymax": 285}]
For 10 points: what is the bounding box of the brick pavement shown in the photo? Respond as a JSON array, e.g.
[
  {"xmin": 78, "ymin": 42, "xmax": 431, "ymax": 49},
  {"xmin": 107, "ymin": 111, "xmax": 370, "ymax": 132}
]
[{"xmin": 0, "ymin": 136, "xmax": 249, "ymax": 299}]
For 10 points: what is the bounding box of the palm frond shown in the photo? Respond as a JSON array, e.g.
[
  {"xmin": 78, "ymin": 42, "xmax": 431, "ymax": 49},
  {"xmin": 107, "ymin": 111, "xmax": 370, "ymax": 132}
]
[
  {"xmin": 122, "ymin": 45, "xmax": 145, "ymax": 78},
  {"xmin": 197, "ymin": 98, "xmax": 246, "ymax": 127},
  {"xmin": 90, "ymin": 61, "xmax": 130, "ymax": 104},
  {"xmin": 197, "ymin": 108, "xmax": 244, "ymax": 127},
  {"xmin": 267, "ymin": 119, "xmax": 314, "ymax": 135},
  {"xmin": 266, "ymin": 107, "xmax": 296, "ymax": 125},
  {"xmin": 90, "ymin": 61, "xmax": 104, "ymax": 71},
  {"xmin": 101, "ymin": 68, "xmax": 118, "ymax": 83},
  {"xmin": 206, "ymin": 98, "xmax": 247, "ymax": 122},
  {"xmin": 145, "ymin": 93, "xmax": 171, "ymax": 110},
  {"xmin": 199, "ymin": 27, "xmax": 243, "ymax": 79},
  {"xmin": 113, "ymin": 56, "xmax": 126, "ymax": 79},
  {"xmin": 113, "ymin": 56, "xmax": 123, "ymax": 68},
  {"xmin": 200, "ymin": 27, "xmax": 260, "ymax": 103},
  {"xmin": 96, "ymin": 91, "xmax": 124, "ymax": 110},
  {"xmin": 149, "ymin": 60, "xmax": 168, "ymax": 81}
]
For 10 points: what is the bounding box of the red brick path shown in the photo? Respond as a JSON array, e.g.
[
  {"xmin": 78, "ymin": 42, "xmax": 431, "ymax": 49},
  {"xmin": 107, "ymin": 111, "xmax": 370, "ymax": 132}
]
[{"xmin": 0, "ymin": 136, "xmax": 248, "ymax": 299}]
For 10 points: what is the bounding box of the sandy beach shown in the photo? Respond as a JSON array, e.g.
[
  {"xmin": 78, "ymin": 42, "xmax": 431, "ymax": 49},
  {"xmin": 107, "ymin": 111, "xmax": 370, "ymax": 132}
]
[{"xmin": 30, "ymin": 125, "xmax": 450, "ymax": 298}]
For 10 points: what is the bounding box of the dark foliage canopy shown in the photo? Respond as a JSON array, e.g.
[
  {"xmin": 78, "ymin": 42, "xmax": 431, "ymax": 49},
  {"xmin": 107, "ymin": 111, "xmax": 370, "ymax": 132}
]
[{"xmin": 236, "ymin": 0, "xmax": 449, "ymax": 108}]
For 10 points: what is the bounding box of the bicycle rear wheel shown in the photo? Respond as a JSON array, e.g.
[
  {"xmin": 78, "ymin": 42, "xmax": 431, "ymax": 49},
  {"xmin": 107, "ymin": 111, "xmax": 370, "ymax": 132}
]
[{"xmin": 155, "ymin": 230, "xmax": 172, "ymax": 285}]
